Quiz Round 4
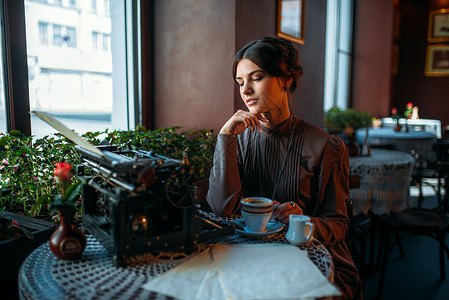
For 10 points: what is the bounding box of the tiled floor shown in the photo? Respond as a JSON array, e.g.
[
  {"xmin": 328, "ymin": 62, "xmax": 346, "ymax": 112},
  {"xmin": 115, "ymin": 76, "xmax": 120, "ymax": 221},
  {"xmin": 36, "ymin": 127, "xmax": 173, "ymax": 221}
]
[{"xmin": 361, "ymin": 180, "xmax": 449, "ymax": 300}]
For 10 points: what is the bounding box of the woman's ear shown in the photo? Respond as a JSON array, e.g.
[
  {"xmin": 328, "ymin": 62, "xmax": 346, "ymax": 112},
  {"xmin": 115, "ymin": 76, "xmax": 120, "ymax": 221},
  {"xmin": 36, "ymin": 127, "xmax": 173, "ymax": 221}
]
[{"xmin": 283, "ymin": 78, "xmax": 293, "ymax": 90}]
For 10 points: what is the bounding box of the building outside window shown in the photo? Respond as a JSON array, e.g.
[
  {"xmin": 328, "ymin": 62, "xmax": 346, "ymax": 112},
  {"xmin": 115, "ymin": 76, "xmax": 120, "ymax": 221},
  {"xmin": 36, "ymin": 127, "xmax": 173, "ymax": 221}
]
[
  {"xmin": 0, "ymin": 0, "xmax": 142, "ymax": 136},
  {"xmin": 22, "ymin": 0, "xmax": 134, "ymax": 137}
]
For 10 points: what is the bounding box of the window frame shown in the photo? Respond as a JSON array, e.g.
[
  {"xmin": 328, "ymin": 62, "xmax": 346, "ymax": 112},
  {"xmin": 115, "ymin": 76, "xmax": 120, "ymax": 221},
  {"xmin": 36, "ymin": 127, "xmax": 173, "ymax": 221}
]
[{"xmin": 1, "ymin": 0, "xmax": 31, "ymax": 134}]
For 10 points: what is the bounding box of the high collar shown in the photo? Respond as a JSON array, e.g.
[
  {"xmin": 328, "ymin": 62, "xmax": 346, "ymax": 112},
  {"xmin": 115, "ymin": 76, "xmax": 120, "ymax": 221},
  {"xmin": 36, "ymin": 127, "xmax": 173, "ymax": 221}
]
[{"xmin": 260, "ymin": 114, "xmax": 295, "ymax": 138}]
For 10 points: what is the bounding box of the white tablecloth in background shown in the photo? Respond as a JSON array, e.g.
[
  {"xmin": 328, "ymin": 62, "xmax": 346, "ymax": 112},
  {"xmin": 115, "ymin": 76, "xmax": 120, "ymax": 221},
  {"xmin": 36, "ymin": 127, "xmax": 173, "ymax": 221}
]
[
  {"xmin": 356, "ymin": 127, "xmax": 437, "ymax": 168},
  {"xmin": 381, "ymin": 117, "xmax": 441, "ymax": 138}
]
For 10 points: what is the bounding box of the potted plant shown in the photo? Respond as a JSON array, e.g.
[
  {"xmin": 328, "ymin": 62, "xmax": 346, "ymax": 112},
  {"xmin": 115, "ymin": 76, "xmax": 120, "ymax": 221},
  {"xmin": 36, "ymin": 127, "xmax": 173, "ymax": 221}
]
[
  {"xmin": 390, "ymin": 107, "xmax": 402, "ymax": 131},
  {"xmin": 1, "ymin": 126, "xmax": 216, "ymax": 220},
  {"xmin": 0, "ymin": 126, "xmax": 217, "ymax": 296},
  {"xmin": 324, "ymin": 107, "xmax": 373, "ymax": 156}
]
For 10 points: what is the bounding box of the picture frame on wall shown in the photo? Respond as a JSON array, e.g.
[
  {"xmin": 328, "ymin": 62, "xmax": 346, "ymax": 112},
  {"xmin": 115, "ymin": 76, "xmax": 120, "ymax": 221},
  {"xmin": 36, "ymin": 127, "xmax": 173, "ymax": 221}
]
[
  {"xmin": 425, "ymin": 44, "xmax": 449, "ymax": 76},
  {"xmin": 428, "ymin": 9, "xmax": 449, "ymax": 42},
  {"xmin": 277, "ymin": 0, "xmax": 305, "ymax": 44}
]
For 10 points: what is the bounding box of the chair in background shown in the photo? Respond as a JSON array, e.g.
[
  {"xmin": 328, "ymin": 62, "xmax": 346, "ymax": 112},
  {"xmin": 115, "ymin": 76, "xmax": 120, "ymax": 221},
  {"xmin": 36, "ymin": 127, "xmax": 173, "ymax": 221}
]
[
  {"xmin": 346, "ymin": 174, "xmax": 371, "ymax": 280},
  {"xmin": 376, "ymin": 161, "xmax": 449, "ymax": 298},
  {"xmin": 443, "ymin": 125, "xmax": 449, "ymax": 139},
  {"xmin": 412, "ymin": 139, "xmax": 449, "ymax": 208}
]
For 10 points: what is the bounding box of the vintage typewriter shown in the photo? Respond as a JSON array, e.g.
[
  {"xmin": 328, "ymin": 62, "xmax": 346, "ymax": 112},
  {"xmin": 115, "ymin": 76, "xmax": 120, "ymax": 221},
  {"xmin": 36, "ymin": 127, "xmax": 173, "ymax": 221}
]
[
  {"xmin": 75, "ymin": 145, "xmax": 234, "ymax": 266},
  {"xmin": 31, "ymin": 111, "xmax": 234, "ymax": 266}
]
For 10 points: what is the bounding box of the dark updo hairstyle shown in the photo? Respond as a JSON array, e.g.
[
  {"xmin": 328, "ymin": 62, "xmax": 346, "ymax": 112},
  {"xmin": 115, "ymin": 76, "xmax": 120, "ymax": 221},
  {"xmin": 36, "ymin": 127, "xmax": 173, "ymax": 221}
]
[{"xmin": 232, "ymin": 37, "xmax": 303, "ymax": 94}]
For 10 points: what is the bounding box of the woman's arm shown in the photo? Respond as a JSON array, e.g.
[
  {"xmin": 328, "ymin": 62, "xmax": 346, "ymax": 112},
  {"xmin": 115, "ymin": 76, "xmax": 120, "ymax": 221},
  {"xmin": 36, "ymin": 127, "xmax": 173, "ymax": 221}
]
[
  {"xmin": 207, "ymin": 110, "xmax": 266, "ymax": 215},
  {"xmin": 206, "ymin": 134, "xmax": 242, "ymax": 216},
  {"xmin": 309, "ymin": 134, "xmax": 350, "ymax": 245}
]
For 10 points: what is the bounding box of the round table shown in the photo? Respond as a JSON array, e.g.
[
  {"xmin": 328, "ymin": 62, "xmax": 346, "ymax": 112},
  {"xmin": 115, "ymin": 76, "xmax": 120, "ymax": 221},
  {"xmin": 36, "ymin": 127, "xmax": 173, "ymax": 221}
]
[
  {"xmin": 19, "ymin": 231, "xmax": 333, "ymax": 300},
  {"xmin": 349, "ymin": 149, "xmax": 415, "ymax": 215},
  {"xmin": 356, "ymin": 127, "xmax": 437, "ymax": 168}
]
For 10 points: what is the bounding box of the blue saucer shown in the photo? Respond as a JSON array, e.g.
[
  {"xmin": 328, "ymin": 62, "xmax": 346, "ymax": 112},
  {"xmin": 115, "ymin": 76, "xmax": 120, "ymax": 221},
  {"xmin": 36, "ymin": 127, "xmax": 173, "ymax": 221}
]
[{"xmin": 234, "ymin": 218, "xmax": 284, "ymax": 237}]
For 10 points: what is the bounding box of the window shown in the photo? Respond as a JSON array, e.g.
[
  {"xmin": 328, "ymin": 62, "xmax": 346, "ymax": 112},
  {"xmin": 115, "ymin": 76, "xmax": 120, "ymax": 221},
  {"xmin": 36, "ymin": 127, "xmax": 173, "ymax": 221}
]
[
  {"xmin": 104, "ymin": 0, "xmax": 110, "ymax": 16},
  {"xmin": 22, "ymin": 0, "xmax": 140, "ymax": 137},
  {"xmin": 102, "ymin": 33, "xmax": 110, "ymax": 52},
  {"xmin": 38, "ymin": 21, "xmax": 49, "ymax": 45},
  {"xmin": 92, "ymin": 31, "xmax": 99, "ymax": 50},
  {"xmin": 53, "ymin": 24, "xmax": 63, "ymax": 47},
  {"xmin": 1, "ymin": 0, "xmax": 143, "ymax": 137},
  {"xmin": 90, "ymin": 0, "xmax": 97, "ymax": 13},
  {"xmin": 92, "ymin": 31, "xmax": 110, "ymax": 52},
  {"xmin": 40, "ymin": 22, "xmax": 77, "ymax": 48},
  {"xmin": 66, "ymin": 26, "xmax": 76, "ymax": 48},
  {"xmin": 324, "ymin": 0, "xmax": 354, "ymax": 111}
]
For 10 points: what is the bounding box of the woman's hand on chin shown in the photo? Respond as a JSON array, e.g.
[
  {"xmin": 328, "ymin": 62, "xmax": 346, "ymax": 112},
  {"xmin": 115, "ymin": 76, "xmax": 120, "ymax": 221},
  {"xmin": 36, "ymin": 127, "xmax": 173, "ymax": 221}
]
[{"xmin": 219, "ymin": 110, "xmax": 269, "ymax": 136}]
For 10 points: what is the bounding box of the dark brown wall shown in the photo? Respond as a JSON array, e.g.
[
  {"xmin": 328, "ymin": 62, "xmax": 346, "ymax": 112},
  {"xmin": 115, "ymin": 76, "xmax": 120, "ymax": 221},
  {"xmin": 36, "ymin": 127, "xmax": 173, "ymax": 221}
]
[
  {"xmin": 153, "ymin": 0, "xmax": 236, "ymax": 134},
  {"xmin": 353, "ymin": 0, "xmax": 449, "ymax": 130},
  {"xmin": 234, "ymin": 0, "xmax": 327, "ymax": 128},
  {"xmin": 152, "ymin": 0, "xmax": 328, "ymax": 132},
  {"xmin": 392, "ymin": 0, "xmax": 449, "ymax": 128},
  {"xmin": 352, "ymin": 0, "xmax": 394, "ymax": 118},
  {"xmin": 294, "ymin": 0, "xmax": 327, "ymax": 127},
  {"xmin": 234, "ymin": 0, "xmax": 278, "ymax": 113}
]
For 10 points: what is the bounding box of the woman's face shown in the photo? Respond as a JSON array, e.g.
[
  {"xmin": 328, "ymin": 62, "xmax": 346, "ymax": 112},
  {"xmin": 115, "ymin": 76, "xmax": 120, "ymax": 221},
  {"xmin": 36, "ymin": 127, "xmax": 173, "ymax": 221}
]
[{"xmin": 235, "ymin": 58, "xmax": 290, "ymax": 122}]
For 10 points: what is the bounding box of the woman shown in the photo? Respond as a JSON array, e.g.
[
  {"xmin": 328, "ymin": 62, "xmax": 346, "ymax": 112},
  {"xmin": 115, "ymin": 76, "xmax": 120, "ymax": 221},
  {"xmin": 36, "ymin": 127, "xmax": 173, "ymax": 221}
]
[{"xmin": 206, "ymin": 37, "xmax": 362, "ymax": 299}]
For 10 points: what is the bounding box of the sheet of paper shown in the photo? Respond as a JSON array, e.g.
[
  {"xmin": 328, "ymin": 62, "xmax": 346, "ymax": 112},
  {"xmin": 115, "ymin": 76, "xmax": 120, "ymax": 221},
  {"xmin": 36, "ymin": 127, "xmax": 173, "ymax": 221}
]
[
  {"xmin": 142, "ymin": 248, "xmax": 226, "ymax": 300},
  {"xmin": 31, "ymin": 110, "xmax": 107, "ymax": 160},
  {"xmin": 211, "ymin": 244, "xmax": 341, "ymax": 300},
  {"xmin": 142, "ymin": 244, "xmax": 341, "ymax": 300}
]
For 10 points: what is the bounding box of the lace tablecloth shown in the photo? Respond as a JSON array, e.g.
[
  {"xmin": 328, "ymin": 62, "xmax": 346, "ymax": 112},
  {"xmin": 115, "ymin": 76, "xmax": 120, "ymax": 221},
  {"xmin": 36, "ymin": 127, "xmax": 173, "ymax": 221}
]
[
  {"xmin": 18, "ymin": 230, "xmax": 333, "ymax": 300},
  {"xmin": 349, "ymin": 149, "xmax": 415, "ymax": 215}
]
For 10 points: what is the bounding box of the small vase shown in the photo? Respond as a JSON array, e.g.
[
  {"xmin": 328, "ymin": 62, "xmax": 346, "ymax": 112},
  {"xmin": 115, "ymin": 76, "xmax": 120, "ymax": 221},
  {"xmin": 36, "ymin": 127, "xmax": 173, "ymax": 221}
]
[
  {"xmin": 394, "ymin": 121, "xmax": 402, "ymax": 132},
  {"xmin": 347, "ymin": 135, "xmax": 360, "ymax": 156},
  {"xmin": 49, "ymin": 206, "xmax": 86, "ymax": 260}
]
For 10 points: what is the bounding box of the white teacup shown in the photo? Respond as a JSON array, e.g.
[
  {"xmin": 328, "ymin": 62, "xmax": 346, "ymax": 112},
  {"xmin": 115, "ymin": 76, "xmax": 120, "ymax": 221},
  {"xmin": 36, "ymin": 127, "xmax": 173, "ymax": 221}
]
[
  {"xmin": 285, "ymin": 215, "xmax": 314, "ymax": 246},
  {"xmin": 240, "ymin": 197, "xmax": 274, "ymax": 232}
]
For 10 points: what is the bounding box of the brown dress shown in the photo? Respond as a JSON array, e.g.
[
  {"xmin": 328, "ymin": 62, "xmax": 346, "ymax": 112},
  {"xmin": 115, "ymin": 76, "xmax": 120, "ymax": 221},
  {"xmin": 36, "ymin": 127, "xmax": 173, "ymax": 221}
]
[{"xmin": 206, "ymin": 115, "xmax": 362, "ymax": 300}]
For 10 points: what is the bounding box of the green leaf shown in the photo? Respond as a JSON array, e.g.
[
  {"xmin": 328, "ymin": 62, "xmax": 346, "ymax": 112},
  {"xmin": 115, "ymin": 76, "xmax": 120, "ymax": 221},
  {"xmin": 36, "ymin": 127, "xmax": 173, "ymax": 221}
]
[
  {"xmin": 64, "ymin": 177, "xmax": 86, "ymax": 203},
  {"xmin": 29, "ymin": 193, "xmax": 50, "ymax": 217}
]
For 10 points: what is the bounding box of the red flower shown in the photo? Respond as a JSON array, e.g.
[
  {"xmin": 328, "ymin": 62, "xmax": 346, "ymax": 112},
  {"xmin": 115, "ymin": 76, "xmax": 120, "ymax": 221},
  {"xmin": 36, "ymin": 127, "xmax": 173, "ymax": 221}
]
[
  {"xmin": 12, "ymin": 220, "xmax": 19, "ymax": 227},
  {"xmin": 50, "ymin": 162, "xmax": 85, "ymax": 209},
  {"xmin": 406, "ymin": 102, "xmax": 413, "ymax": 109},
  {"xmin": 391, "ymin": 107, "xmax": 398, "ymax": 115},
  {"xmin": 53, "ymin": 162, "xmax": 72, "ymax": 183}
]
